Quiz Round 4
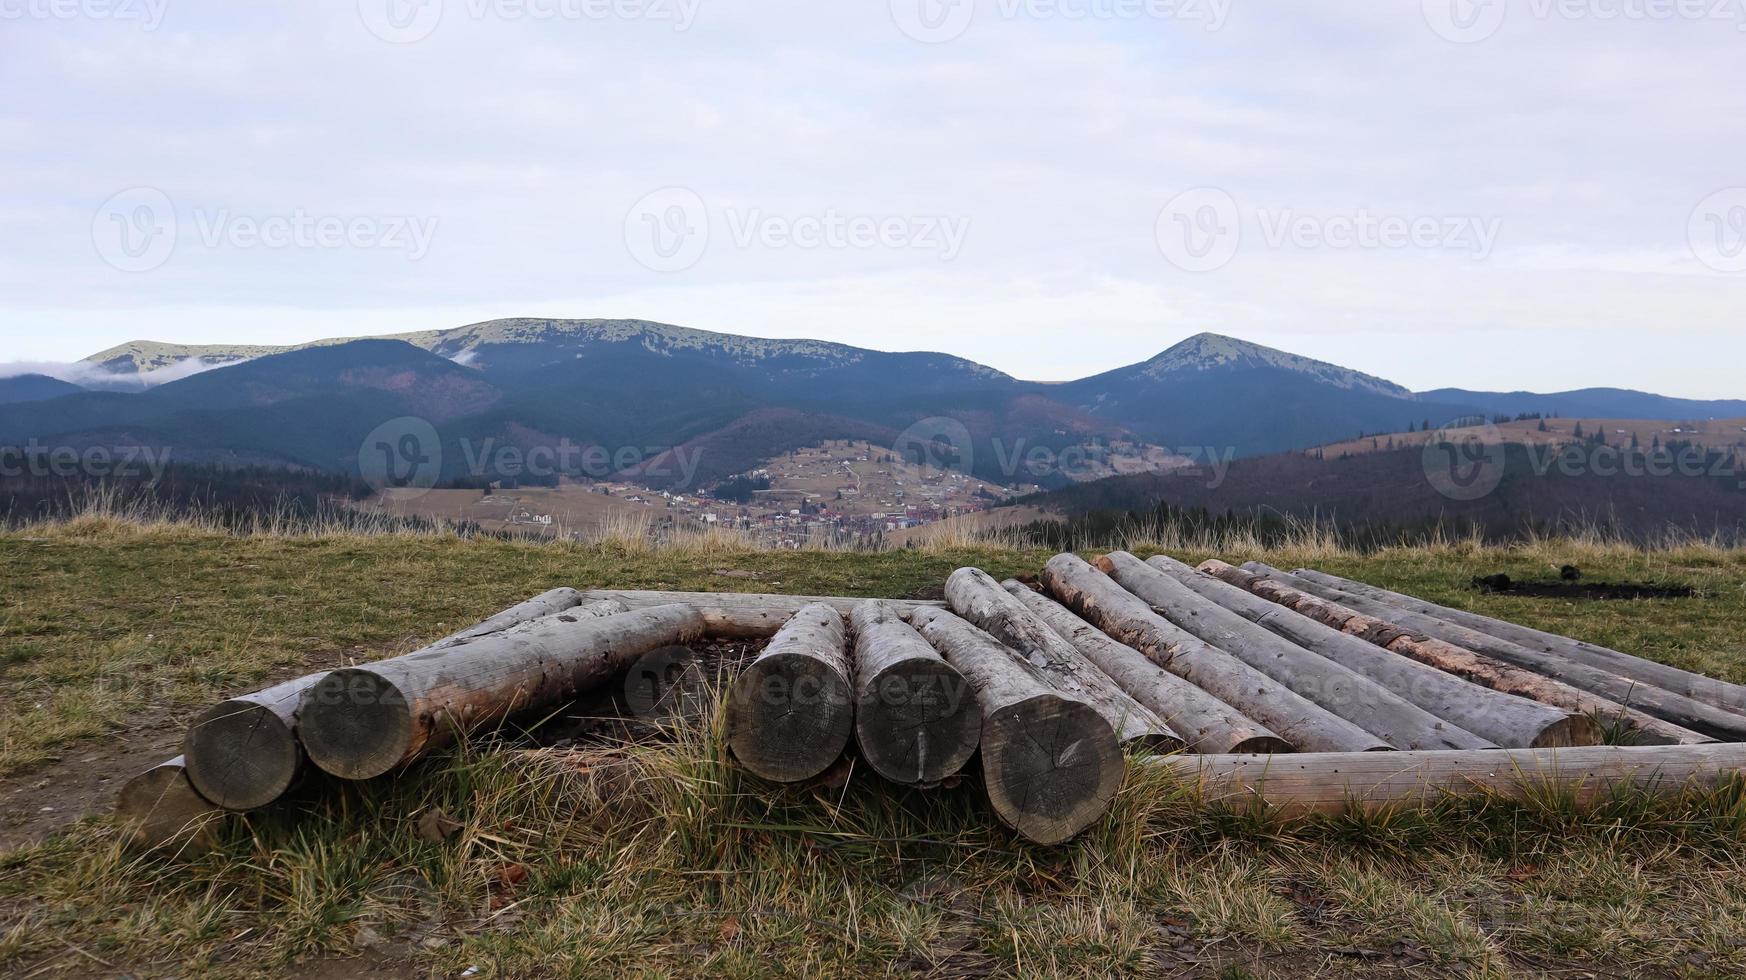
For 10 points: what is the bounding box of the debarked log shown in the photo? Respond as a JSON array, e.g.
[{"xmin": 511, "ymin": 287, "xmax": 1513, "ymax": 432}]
[
  {"xmin": 850, "ymin": 600, "xmax": 982, "ymax": 787},
  {"xmin": 725, "ymin": 602, "xmax": 855, "ymax": 783}
]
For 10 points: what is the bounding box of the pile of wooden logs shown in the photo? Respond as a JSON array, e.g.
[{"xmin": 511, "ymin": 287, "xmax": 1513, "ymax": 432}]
[{"xmin": 118, "ymin": 554, "xmax": 1746, "ymax": 849}]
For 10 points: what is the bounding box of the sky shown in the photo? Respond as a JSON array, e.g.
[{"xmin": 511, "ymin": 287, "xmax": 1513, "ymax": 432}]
[{"xmin": 2, "ymin": 0, "xmax": 1743, "ymax": 397}]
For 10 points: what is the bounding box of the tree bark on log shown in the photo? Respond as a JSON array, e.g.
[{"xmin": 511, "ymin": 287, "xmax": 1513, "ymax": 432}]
[
  {"xmin": 115, "ymin": 757, "xmax": 225, "ymax": 853},
  {"xmin": 1292, "ymin": 568, "xmax": 1746, "ymax": 717},
  {"xmin": 1100, "ymin": 553, "xmax": 1488, "ymax": 751},
  {"xmin": 300, "ymin": 604, "xmax": 707, "ymax": 779},
  {"xmin": 1159, "ymin": 557, "xmax": 1593, "ymax": 749},
  {"xmin": 1222, "ymin": 562, "xmax": 1708, "ymax": 745},
  {"xmin": 1150, "ymin": 743, "xmax": 1746, "ymax": 815},
  {"xmin": 581, "ymin": 589, "xmax": 941, "ymax": 639},
  {"xmin": 725, "ymin": 603, "xmax": 855, "ymax": 783},
  {"xmin": 1001, "ymin": 581, "xmax": 1291, "ymax": 754},
  {"xmin": 849, "ymin": 600, "xmax": 981, "ymax": 786},
  {"xmin": 1040, "ymin": 554, "xmax": 1389, "ymax": 753},
  {"xmin": 909, "ymin": 606, "xmax": 1123, "ymax": 845},
  {"xmin": 1249, "ymin": 564, "xmax": 1746, "ymax": 741},
  {"xmin": 945, "ymin": 567, "xmax": 1182, "ymax": 751}
]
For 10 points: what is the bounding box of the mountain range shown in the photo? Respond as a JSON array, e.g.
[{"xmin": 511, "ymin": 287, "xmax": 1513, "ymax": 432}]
[{"xmin": 2, "ymin": 319, "xmax": 1742, "ymax": 491}]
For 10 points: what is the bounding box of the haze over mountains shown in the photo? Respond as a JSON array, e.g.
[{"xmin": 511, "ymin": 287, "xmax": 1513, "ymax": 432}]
[{"xmin": 2, "ymin": 319, "xmax": 1742, "ymax": 491}]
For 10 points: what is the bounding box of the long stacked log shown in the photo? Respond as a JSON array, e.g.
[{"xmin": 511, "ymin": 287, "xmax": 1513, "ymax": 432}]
[
  {"xmin": 1152, "ymin": 743, "xmax": 1746, "ymax": 815},
  {"xmin": 182, "ymin": 590, "xmax": 619, "ymax": 810},
  {"xmin": 582, "ymin": 589, "xmax": 941, "ymax": 639},
  {"xmin": 1293, "ymin": 568, "xmax": 1746, "ymax": 717},
  {"xmin": 1217, "ymin": 563, "xmax": 1709, "ymax": 745},
  {"xmin": 1041, "ymin": 554, "xmax": 1389, "ymax": 752},
  {"xmin": 850, "ymin": 601, "xmax": 982, "ymax": 786},
  {"xmin": 114, "ymin": 757, "xmax": 225, "ymax": 852},
  {"xmin": 300, "ymin": 604, "xmax": 706, "ymax": 779},
  {"xmin": 945, "ymin": 568, "xmax": 1183, "ymax": 751},
  {"xmin": 1001, "ymin": 581, "xmax": 1291, "ymax": 754},
  {"xmin": 1248, "ymin": 563, "xmax": 1746, "ymax": 742},
  {"xmin": 725, "ymin": 603, "xmax": 855, "ymax": 783},
  {"xmin": 910, "ymin": 607, "xmax": 1123, "ymax": 844},
  {"xmin": 1149, "ymin": 557, "xmax": 1594, "ymax": 749},
  {"xmin": 1098, "ymin": 553, "xmax": 1488, "ymax": 751}
]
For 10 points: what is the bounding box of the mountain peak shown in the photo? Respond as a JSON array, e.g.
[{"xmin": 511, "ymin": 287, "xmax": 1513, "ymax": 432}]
[{"xmin": 1141, "ymin": 332, "xmax": 1410, "ymax": 398}]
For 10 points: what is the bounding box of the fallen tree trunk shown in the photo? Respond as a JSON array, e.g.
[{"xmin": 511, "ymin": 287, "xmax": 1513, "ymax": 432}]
[
  {"xmin": 1293, "ymin": 568, "xmax": 1746, "ymax": 717},
  {"xmin": 1001, "ymin": 581, "xmax": 1291, "ymax": 754},
  {"xmin": 581, "ymin": 589, "xmax": 941, "ymax": 639},
  {"xmin": 1221, "ymin": 562, "xmax": 1708, "ymax": 745},
  {"xmin": 910, "ymin": 607, "xmax": 1123, "ymax": 844},
  {"xmin": 1100, "ymin": 553, "xmax": 1488, "ymax": 751},
  {"xmin": 1160, "ymin": 558, "xmax": 1593, "ymax": 749},
  {"xmin": 1250, "ymin": 564, "xmax": 1746, "ymax": 742},
  {"xmin": 1040, "ymin": 554, "xmax": 1389, "ymax": 753},
  {"xmin": 300, "ymin": 604, "xmax": 707, "ymax": 779},
  {"xmin": 1150, "ymin": 743, "xmax": 1746, "ymax": 815},
  {"xmin": 725, "ymin": 603, "xmax": 855, "ymax": 783},
  {"xmin": 945, "ymin": 567, "xmax": 1182, "ymax": 751},
  {"xmin": 115, "ymin": 757, "xmax": 225, "ymax": 852},
  {"xmin": 184, "ymin": 591, "xmax": 623, "ymax": 810},
  {"xmin": 850, "ymin": 600, "xmax": 982, "ymax": 786}
]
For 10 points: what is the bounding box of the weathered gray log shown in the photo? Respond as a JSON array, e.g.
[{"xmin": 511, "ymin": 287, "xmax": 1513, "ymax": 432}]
[
  {"xmin": 945, "ymin": 567, "xmax": 1182, "ymax": 751},
  {"xmin": 725, "ymin": 603, "xmax": 855, "ymax": 783},
  {"xmin": 910, "ymin": 606, "xmax": 1123, "ymax": 844},
  {"xmin": 185, "ymin": 592, "xmax": 623, "ymax": 810},
  {"xmin": 1100, "ymin": 553, "xmax": 1487, "ymax": 751},
  {"xmin": 301, "ymin": 604, "xmax": 706, "ymax": 779},
  {"xmin": 849, "ymin": 600, "xmax": 982, "ymax": 786},
  {"xmin": 1002, "ymin": 581, "xmax": 1291, "ymax": 754},
  {"xmin": 1250, "ymin": 564, "xmax": 1746, "ymax": 742},
  {"xmin": 1152, "ymin": 557, "xmax": 1592, "ymax": 749},
  {"xmin": 1041, "ymin": 554, "xmax": 1389, "ymax": 753},
  {"xmin": 581, "ymin": 589, "xmax": 942, "ymax": 639},
  {"xmin": 1213, "ymin": 562, "xmax": 1708, "ymax": 746},
  {"xmin": 1151, "ymin": 743, "xmax": 1746, "ymax": 815},
  {"xmin": 115, "ymin": 757, "xmax": 225, "ymax": 853},
  {"xmin": 1293, "ymin": 568, "xmax": 1746, "ymax": 717}
]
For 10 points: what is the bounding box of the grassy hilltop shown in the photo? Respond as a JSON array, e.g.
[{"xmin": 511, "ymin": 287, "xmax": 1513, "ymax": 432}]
[{"xmin": 3, "ymin": 515, "xmax": 1746, "ymax": 977}]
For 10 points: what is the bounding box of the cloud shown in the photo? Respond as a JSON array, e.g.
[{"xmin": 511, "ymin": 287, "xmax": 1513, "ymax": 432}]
[
  {"xmin": 0, "ymin": 356, "xmax": 241, "ymax": 389},
  {"xmin": 448, "ymin": 349, "xmax": 480, "ymax": 367}
]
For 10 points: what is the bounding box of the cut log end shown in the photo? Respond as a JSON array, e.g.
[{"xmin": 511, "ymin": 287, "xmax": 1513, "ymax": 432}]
[
  {"xmin": 185, "ymin": 699, "xmax": 302, "ymax": 811},
  {"xmin": 115, "ymin": 758, "xmax": 224, "ymax": 853},
  {"xmin": 727, "ymin": 652, "xmax": 855, "ymax": 783},
  {"xmin": 1533, "ymin": 714, "xmax": 1604, "ymax": 748},
  {"xmin": 1226, "ymin": 735, "xmax": 1296, "ymax": 754},
  {"xmin": 981, "ymin": 695, "xmax": 1123, "ymax": 846},
  {"xmin": 856, "ymin": 658, "xmax": 982, "ymax": 786},
  {"xmin": 300, "ymin": 669, "xmax": 414, "ymax": 781}
]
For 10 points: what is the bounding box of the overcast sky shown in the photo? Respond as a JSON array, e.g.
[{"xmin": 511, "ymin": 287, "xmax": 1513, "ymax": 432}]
[{"xmin": 3, "ymin": 0, "xmax": 1743, "ymax": 396}]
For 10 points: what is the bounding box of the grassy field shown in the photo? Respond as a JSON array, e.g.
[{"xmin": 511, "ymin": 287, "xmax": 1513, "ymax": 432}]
[{"xmin": 3, "ymin": 516, "xmax": 1746, "ymax": 977}]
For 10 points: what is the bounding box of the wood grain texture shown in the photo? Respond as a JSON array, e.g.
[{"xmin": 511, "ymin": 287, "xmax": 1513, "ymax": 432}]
[
  {"xmin": 725, "ymin": 603, "xmax": 855, "ymax": 783},
  {"xmin": 582, "ymin": 589, "xmax": 942, "ymax": 639},
  {"xmin": 850, "ymin": 600, "xmax": 981, "ymax": 786}
]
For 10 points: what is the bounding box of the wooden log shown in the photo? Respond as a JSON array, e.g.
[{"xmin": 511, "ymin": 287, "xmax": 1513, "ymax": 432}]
[
  {"xmin": 849, "ymin": 600, "xmax": 982, "ymax": 786},
  {"xmin": 1251, "ymin": 564, "xmax": 1746, "ymax": 742},
  {"xmin": 1001, "ymin": 580, "xmax": 1291, "ymax": 754},
  {"xmin": 1228, "ymin": 562, "xmax": 1709, "ymax": 745},
  {"xmin": 301, "ymin": 604, "xmax": 707, "ymax": 779},
  {"xmin": 1040, "ymin": 554, "xmax": 1389, "ymax": 753},
  {"xmin": 1162, "ymin": 558, "xmax": 1593, "ymax": 749},
  {"xmin": 910, "ymin": 606, "xmax": 1123, "ymax": 844},
  {"xmin": 945, "ymin": 567, "xmax": 1182, "ymax": 751},
  {"xmin": 1150, "ymin": 743, "xmax": 1746, "ymax": 816},
  {"xmin": 114, "ymin": 757, "xmax": 224, "ymax": 853},
  {"xmin": 184, "ymin": 593, "xmax": 625, "ymax": 810},
  {"xmin": 1292, "ymin": 568, "xmax": 1746, "ymax": 717},
  {"xmin": 581, "ymin": 589, "xmax": 942, "ymax": 639},
  {"xmin": 725, "ymin": 603, "xmax": 855, "ymax": 783},
  {"xmin": 1100, "ymin": 553, "xmax": 1488, "ymax": 751}
]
